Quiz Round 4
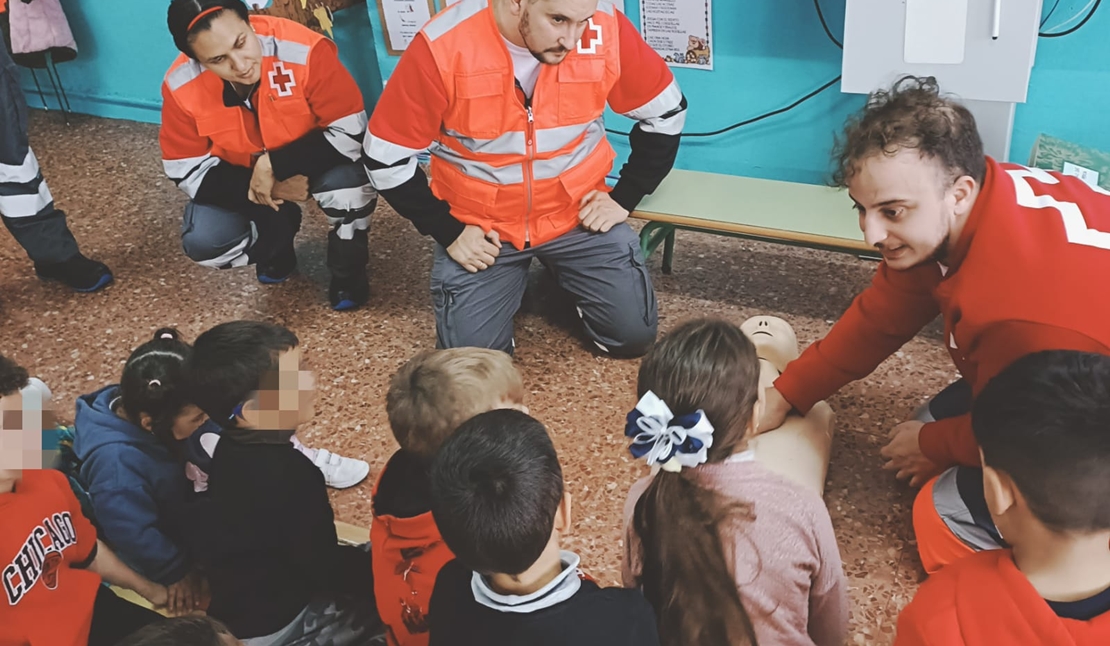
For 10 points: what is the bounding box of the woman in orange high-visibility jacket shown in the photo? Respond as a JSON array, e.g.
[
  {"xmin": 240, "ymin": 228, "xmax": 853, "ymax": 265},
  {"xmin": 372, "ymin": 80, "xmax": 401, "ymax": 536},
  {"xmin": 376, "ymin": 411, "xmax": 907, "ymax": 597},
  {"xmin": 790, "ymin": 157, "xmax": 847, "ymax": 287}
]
[
  {"xmin": 161, "ymin": 0, "xmax": 376, "ymax": 310},
  {"xmin": 365, "ymin": 0, "xmax": 687, "ymax": 357}
]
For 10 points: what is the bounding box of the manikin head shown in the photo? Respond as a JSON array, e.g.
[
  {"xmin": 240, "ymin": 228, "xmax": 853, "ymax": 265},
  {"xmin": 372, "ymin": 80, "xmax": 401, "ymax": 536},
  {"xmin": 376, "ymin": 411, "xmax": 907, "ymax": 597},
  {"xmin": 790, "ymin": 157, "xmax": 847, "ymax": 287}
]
[{"xmin": 739, "ymin": 315, "xmax": 799, "ymax": 374}]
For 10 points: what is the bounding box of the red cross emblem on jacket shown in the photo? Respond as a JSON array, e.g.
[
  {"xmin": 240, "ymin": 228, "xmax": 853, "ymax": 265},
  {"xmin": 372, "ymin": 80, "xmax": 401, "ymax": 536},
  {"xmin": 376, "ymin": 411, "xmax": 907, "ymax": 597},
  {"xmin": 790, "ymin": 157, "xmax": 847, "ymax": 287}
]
[{"xmin": 268, "ymin": 61, "xmax": 296, "ymax": 97}]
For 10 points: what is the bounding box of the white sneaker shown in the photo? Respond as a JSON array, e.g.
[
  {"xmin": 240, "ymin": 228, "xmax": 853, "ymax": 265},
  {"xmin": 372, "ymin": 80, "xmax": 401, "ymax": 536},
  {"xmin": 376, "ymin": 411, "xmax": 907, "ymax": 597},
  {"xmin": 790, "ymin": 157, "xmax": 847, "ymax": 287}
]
[{"xmin": 313, "ymin": 449, "xmax": 370, "ymax": 489}]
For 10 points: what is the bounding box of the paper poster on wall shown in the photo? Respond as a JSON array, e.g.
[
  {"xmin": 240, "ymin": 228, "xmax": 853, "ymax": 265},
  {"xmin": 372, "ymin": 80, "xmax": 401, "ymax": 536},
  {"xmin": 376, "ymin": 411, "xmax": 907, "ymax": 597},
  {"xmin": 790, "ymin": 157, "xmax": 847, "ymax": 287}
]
[
  {"xmin": 378, "ymin": 0, "xmax": 437, "ymax": 54},
  {"xmin": 639, "ymin": 0, "xmax": 712, "ymax": 70}
]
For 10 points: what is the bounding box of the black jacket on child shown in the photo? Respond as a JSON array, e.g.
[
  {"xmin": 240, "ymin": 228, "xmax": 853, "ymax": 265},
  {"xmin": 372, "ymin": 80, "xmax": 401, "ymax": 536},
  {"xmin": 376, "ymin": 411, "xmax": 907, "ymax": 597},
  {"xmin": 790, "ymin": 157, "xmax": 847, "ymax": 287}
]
[
  {"xmin": 182, "ymin": 434, "xmax": 372, "ymax": 638},
  {"xmin": 428, "ymin": 554, "xmax": 659, "ymax": 646}
]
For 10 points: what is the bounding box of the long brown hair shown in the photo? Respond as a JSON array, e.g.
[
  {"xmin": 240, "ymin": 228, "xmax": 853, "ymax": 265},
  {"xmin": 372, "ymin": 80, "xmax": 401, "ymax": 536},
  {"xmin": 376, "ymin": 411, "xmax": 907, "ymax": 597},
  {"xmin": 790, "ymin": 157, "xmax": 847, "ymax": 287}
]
[{"xmin": 632, "ymin": 318, "xmax": 761, "ymax": 646}]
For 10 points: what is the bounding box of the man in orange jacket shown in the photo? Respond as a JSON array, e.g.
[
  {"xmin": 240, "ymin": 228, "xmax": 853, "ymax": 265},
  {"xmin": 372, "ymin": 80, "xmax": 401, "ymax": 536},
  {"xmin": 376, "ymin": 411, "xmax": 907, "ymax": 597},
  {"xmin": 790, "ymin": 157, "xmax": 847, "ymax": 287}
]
[
  {"xmin": 758, "ymin": 76, "xmax": 1110, "ymax": 477},
  {"xmin": 161, "ymin": 0, "xmax": 377, "ymax": 310},
  {"xmin": 364, "ymin": 0, "xmax": 686, "ymax": 356}
]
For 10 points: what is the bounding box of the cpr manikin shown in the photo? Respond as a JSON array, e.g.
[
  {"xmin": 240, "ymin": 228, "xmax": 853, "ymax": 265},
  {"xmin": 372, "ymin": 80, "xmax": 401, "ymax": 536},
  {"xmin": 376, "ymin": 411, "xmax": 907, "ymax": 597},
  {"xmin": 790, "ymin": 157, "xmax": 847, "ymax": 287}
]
[{"xmin": 741, "ymin": 316, "xmax": 836, "ymax": 496}]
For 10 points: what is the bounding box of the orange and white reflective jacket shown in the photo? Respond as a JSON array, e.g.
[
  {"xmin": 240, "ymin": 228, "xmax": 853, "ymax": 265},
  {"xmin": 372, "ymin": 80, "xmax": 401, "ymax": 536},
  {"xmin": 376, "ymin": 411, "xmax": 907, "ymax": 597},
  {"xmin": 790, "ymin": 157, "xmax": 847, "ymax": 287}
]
[
  {"xmin": 365, "ymin": 0, "xmax": 685, "ymax": 250},
  {"xmin": 159, "ymin": 15, "xmax": 366, "ymax": 201}
]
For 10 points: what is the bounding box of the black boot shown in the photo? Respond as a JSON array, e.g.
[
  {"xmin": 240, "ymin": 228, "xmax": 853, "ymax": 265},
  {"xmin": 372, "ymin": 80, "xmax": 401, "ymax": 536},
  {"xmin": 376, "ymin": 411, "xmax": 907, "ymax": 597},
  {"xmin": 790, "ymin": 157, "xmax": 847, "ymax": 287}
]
[
  {"xmin": 35, "ymin": 253, "xmax": 113, "ymax": 292},
  {"xmin": 252, "ymin": 203, "xmax": 301, "ymax": 284},
  {"xmin": 327, "ymin": 226, "xmax": 369, "ymax": 311}
]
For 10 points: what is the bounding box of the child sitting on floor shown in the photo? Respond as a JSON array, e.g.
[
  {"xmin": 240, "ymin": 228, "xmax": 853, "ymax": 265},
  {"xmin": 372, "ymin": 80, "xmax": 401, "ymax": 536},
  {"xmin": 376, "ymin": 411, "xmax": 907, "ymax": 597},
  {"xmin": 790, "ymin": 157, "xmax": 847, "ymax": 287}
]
[
  {"xmin": 622, "ymin": 317, "xmax": 846, "ymax": 646},
  {"xmin": 74, "ymin": 328, "xmax": 212, "ymax": 614},
  {"xmin": 0, "ymin": 353, "xmax": 167, "ymax": 646},
  {"xmin": 374, "ymin": 348, "xmax": 526, "ymax": 646},
  {"xmin": 184, "ymin": 321, "xmax": 380, "ymax": 644},
  {"xmin": 428, "ymin": 409, "xmax": 659, "ymax": 646},
  {"xmin": 896, "ymin": 350, "xmax": 1110, "ymax": 645}
]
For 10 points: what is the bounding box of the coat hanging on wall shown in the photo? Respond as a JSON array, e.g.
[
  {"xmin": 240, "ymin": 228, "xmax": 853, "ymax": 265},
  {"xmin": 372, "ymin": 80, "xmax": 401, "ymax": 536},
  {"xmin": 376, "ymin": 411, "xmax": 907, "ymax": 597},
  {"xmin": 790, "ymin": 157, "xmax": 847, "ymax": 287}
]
[
  {"xmin": 247, "ymin": 0, "xmax": 365, "ymax": 37},
  {"xmin": 6, "ymin": 0, "xmax": 77, "ymax": 67}
]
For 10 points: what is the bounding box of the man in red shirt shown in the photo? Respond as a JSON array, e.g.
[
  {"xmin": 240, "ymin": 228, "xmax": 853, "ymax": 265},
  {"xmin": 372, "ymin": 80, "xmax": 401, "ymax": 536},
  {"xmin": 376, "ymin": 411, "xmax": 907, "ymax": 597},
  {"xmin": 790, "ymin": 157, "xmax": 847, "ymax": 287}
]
[
  {"xmin": 759, "ymin": 76, "xmax": 1110, "ymax": 488},
  {"xmin": 0, "ymin": 354, "xmax": 168, "ymax": 646},
  {"xmin": 364, "ymin": 0, "xmax": 686, "ymax": 356}
]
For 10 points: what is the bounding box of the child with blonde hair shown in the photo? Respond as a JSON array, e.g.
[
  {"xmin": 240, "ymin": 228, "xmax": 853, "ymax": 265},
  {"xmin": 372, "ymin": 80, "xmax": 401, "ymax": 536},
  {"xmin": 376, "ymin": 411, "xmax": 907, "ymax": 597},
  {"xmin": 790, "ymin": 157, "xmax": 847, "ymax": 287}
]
[{"xmin": 373, "ymin": 348, "xmax": 525, "ymax": 646}]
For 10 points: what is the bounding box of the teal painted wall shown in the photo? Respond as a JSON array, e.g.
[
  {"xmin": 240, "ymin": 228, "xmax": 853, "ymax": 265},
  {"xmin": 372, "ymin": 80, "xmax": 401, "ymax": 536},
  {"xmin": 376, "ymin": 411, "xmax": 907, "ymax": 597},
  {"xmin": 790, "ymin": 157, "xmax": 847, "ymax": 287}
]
[
  {"xmin": 16, "ymin": 1, "xmax": 1108, "ymax": 185},
  {"xmin": 367, "ymin": 0, "xmax": 1110, "ymax": 185},
  {"xmin": 18, "ymin": 0, "xmax": 383, "ymax": 124}
]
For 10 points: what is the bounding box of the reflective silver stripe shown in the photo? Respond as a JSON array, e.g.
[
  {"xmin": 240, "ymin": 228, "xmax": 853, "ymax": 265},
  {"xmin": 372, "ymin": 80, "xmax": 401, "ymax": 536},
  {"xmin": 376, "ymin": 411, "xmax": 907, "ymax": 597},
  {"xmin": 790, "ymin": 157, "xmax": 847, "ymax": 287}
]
[
  {"xmin": 324, "ymin": 111, "xmax": 368, "ymax": 162},
  {"xmin": 166, "ymin": 61, "xmax": 204, "ymax": 92},
  {"xmin": 640, "ymin": 108, "xmax": 686, "ymax": 136},
  {"xmin": 197, "ymin": 234, "xmax": 252, "ymax": 269},
  {"xmin": 444, "ymin": 121, "xmax": 599, "ymax": 158},
  {"xmin": 257, "ymin": 34, "xmax": 310, "ymax": 66},
  {"xmin": 430, "ymin": 142, "xmax": 524, "ymax": 184},
  {"xmin": 314, "ymin": 184, "xmax": 377, "ymax": 213},
  {"xmin": 622, "ymin": 79, "xmax": 685, "ymax": 122},
  {"xmin": 363, "ymin": 133, "xmax": 425, "ymax": 166},
  {"xmin": 0, "ymin": 181, "xmax": 52, "ymax": 219},
  {"xmin": 164, "ymin": 155, "xmax": 221, "ymax": 200},
  {"xmin": 531, "ymin": 119, "xmax": 606, "ymax": 181},
  {"xmin": 443, "ymin": 129, "xmax": 525, "ymax": 156},
  {"xmin": 367, "ymin": 158, "xmax": 418, "ymax": 191},
  {"xmin": 0, "ymin": 148, "xmax": 40, "ymax": 184},
  {"xmin": 536, "ymin": 120, "xmax": 596, "ymax": 154},
  {"xmin": 932, "ymin": 467, "xmax": 1005, "ymax": 552},
  {"xmin": 424, "ymin": 0, "xmax": 488, "ymax": 42},
  {"xmin": 326, "ymin": 215, "xmax": 371, "ymax": 241},
  {"xmin": 444, "ymin": 120, "xmax": 594, "ymax": 156}
]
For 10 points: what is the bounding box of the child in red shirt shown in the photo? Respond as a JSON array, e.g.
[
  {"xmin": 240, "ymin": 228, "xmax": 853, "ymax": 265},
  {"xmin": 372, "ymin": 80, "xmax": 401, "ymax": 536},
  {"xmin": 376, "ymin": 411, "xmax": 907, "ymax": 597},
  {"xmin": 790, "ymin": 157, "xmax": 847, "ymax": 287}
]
[
  {"xmin": 0, "ymin": 353, "xmax": 167, "ymax": 646},
  {"xmin": 897, "ymin": 350, "xmax": 1110, "ymax": 645}
]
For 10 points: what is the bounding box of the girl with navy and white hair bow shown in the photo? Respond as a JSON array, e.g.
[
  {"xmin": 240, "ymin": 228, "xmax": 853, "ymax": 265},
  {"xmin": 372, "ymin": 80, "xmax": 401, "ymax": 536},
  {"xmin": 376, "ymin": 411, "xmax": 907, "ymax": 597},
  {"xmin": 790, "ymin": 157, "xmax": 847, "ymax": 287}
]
[{"xmin": 620, "ymin": 317, "xmax": 847, "ymax": 646}]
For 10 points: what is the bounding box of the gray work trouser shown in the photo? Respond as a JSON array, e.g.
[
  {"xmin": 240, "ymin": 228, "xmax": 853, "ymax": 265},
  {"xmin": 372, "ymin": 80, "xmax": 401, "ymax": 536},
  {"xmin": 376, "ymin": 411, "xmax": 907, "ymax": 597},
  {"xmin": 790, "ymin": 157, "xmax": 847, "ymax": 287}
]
[
  {"xmin": 181, "ymin": 162, "xmax": 375, "ymax": 279},
  {"xmin": 0, "ymin": 33, "xmax": 79, "ymax": 265},
  {"xmin": 431, "ymin": 222, "xmax": 658, "ymax": 357}
]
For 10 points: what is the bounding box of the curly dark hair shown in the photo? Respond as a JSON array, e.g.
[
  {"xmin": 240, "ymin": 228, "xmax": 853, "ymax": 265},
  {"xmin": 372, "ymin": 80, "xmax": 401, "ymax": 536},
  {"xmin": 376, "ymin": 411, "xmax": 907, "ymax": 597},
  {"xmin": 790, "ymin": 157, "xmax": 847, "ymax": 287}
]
[
  {"xmin": 0, "ymin": 354, "xmax": 30, "ymax": 397},
  {"xmin": 832, "ymin": 75, "xmax": 985, "ymax": 189}
]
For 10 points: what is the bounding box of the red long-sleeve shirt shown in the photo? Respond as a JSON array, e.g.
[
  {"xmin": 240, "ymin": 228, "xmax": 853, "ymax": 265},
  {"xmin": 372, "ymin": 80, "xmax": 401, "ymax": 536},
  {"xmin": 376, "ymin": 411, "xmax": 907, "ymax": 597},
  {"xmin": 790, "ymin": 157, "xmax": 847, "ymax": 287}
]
[
  {"xmin": 776, "ymin": 158, "xmax": 1110, "ymax": 468},
  {"xmin": 896, "ymin": 550, "xmax": 1110, "ymax": 645}
]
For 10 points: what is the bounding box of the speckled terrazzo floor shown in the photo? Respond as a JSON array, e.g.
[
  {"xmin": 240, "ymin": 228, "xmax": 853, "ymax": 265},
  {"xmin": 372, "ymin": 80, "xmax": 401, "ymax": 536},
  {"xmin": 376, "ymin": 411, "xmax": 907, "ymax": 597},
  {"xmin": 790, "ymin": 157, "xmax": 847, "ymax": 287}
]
[{"xmin": 0, "ymin": 111, "xmax": 959, "ymax": 644}]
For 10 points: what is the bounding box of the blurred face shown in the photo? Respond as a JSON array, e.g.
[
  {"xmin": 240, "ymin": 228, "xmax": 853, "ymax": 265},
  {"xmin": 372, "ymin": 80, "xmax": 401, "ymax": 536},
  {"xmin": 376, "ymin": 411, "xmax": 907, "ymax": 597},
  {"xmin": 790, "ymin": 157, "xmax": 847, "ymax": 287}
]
[
  {"xmin": 0, "ymin": 385, "xmax": 56, "ymax": 473},
  {"xmin": 516, "ymin": 0, "xmax": 598, "ymax": 64},
  {"xmin": 849, "ymin": 149, "xmax": 971, "ymax": 270},
  {"xmin": 241, "ymin": 346, "xmax": 316, "ymax": 430},
  {"xmin": 189, "ymin": 11, "xmax": 263, "ymax": 85}
]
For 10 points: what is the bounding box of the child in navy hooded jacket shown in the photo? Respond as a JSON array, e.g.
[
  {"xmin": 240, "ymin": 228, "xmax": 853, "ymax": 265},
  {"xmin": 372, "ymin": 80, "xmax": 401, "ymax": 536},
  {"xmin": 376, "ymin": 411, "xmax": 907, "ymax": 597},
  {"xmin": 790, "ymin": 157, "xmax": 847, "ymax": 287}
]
[{"xmin": 72, "ymin": 328, "xmax": 211, "ymax": 612}]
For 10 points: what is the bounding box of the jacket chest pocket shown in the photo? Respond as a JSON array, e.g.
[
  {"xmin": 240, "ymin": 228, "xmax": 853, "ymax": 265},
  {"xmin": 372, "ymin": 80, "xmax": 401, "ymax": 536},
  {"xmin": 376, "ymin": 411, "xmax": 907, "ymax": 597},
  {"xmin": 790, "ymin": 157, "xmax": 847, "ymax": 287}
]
[
  {"xmin": 196, "ymin": 113, "xmax": 252, "ymax": 155},
  {"xmin": 556, "ymin": 57, "xmax": 608, "ymax": 123},
  {"xmin": 261, "ymin": 96, "xmax": 318, "ymax": 146},
  {"xmin": 449, "ymin": 72, "xmax": 506, "ymax": 139}
]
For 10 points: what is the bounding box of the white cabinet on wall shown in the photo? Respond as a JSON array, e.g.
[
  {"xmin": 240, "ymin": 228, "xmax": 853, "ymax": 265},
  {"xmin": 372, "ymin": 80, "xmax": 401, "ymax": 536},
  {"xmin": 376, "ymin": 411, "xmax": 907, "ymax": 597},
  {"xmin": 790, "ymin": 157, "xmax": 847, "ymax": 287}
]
[{"xmin": 842, "ymin": 0, "xmax": 1043, "ymax": 160}]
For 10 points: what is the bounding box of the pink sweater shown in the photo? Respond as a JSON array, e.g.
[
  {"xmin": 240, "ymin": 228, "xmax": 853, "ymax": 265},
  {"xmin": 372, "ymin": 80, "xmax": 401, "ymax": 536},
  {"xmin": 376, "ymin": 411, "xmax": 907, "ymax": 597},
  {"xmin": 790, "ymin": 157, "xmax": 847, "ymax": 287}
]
[{"xmin": 622, "ymin": 460, "xmax": 848, "ymax": 646}]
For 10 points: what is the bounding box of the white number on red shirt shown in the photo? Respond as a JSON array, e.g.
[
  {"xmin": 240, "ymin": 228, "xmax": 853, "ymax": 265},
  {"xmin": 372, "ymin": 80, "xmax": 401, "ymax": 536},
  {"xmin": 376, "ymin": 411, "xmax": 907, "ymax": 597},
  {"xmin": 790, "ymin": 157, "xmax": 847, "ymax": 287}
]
[{"xmin": 1006, "ymin": 166, "xmax": 1110, "ymax": 251}]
